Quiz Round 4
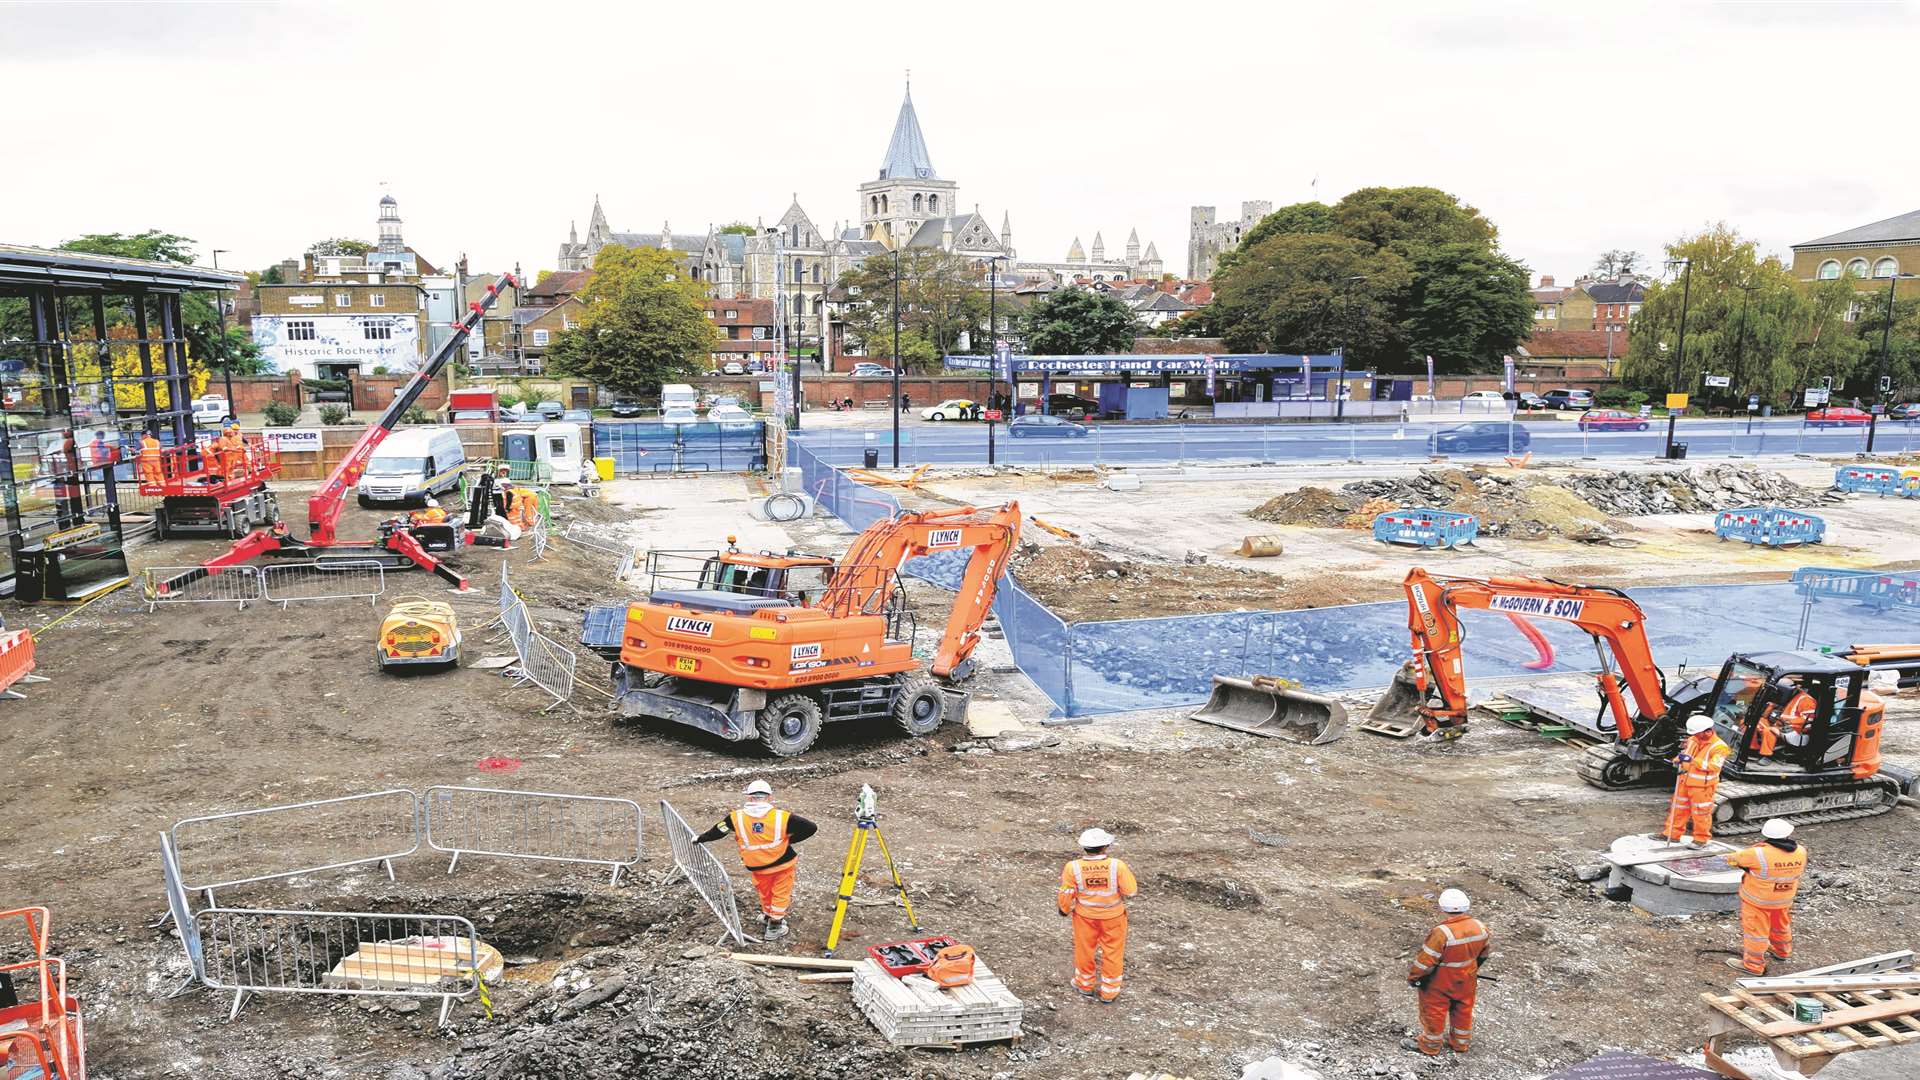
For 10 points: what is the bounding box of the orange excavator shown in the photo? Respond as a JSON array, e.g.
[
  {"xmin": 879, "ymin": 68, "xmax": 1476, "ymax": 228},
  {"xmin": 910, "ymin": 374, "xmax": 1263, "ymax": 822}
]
[
  {"xmin": 593, "ymin": 503, "xmax": 1020, "ymax": 756},
  {"xmin": 1368, "ymin": 568, "xmax": 1920, "ymax": 833}
]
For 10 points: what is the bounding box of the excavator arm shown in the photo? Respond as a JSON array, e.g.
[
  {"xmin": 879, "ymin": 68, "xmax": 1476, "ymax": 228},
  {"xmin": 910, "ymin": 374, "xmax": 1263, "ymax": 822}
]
[
  {"xmin": 819, "ymin": 503, "xmax": 1021, "ymax": 679},
  {"xmin": 1378, "ymin": 568, "xmax": 1669, "ymax": 739}
]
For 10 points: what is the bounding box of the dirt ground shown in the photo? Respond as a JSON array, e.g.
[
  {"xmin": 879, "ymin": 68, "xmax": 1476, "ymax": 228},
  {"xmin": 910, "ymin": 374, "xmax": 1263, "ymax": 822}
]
[{"xmin": 4, "ymin": 466, "xmax": 1919, "ymax": 1080}]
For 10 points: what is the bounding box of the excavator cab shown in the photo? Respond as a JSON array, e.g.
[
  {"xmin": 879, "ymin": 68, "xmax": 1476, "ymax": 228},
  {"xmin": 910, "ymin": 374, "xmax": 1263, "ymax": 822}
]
[{"xmin": 1711, "ymin": 651, "xmax": 1885, "ymax": 783}]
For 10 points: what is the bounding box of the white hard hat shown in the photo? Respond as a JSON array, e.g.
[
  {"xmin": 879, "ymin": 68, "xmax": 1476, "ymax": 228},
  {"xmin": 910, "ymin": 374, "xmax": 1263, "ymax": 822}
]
[
  {"xmin": 425, "ymin": 496, "xmax": 439, "ymax": 508},
  {"xmin": 1078, "ymin": 828, "xmax": 1115, "ymax": 849},
  {"xmin": 1686, "ymin": 715, "xmax": 1714, "ymax": 735},
  {"xmin": 743, "ymin": 780, "xmax": 773, "ymax": 797},
  {"xmin": 1762, "ymin": 818, "xmax": 1795, "ymax": 840},
  {"xmin": 1438, "ymin": 888, "xmax": 1471, "ymax": 913}
]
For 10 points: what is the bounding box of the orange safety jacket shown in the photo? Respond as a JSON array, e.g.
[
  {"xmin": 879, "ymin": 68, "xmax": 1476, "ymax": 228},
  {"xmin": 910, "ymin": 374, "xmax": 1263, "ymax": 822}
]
[
  {"xmin": 1408, "ymin": 914, "xmax": 1491, "ymax": 989},
  {"xmin": 1728, "ymin": 841, "xmax": 1807, "ymax": 910},
  {"xmin": 1057, "ymin": 856, "xmax": 1137, "ymax": 920},
  {"xmin": 730, "ymin": 807, "xmax": 791, "ymax": 871},
  {"xmin": 412, "ymin": 507, "xmax": 448, "ymax": 525},
  {"xmin": 138, "ymin": 436, "xmax": 163, "ymax": 470},
  {"xmin": 1677, "ymin": 730, "xmax": 1732, "ymax": 782},
  {"xmin": 1758, "ymin": 693, "xmax": 1816, "ymax": 757}
]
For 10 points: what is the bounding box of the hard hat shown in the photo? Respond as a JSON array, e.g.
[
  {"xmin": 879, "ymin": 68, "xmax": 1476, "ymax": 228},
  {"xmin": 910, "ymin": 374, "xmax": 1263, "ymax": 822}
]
[
  {"xmin": 425, "ymin": 496, "xmax": 439, "ymax": 508},
  {"xmin": 1686, "ymin": 715, "xmax": 1714, "ymax": 735},
  {"xmin": 1438, "ymin": 888, "xmax": 1471, "ymax": 913},
  {"xmin": 743, "ymin": 780, "xmax": 773, "ymax": 797},
  {"xmin": 1762, "ymin": 818, "xmax": 1795, "ymax": 840},
  {"xmin": 1078, "ymin": 827, "xmax": 1115, "ymax": 849}
]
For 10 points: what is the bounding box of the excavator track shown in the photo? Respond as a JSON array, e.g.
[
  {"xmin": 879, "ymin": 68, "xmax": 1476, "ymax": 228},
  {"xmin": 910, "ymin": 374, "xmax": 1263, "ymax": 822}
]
[
  {"xmin": 1707, "ymin": 777, "xmax": 1904, "ymax": 835},
  {"xmin": 1576, "ymin": 742, "xmax": 1669, "ymax": 790}
]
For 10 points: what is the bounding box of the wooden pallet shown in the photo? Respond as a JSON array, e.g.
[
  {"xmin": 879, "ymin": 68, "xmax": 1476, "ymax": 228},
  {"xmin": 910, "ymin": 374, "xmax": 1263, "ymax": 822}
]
[
  {"xmin": 1701, "ymin": 981, "xmax": 1920, "ymax": 1076},
  {"xmin": 851, "ymin": 957, "xmax": 1024, "ymax": 1048}
]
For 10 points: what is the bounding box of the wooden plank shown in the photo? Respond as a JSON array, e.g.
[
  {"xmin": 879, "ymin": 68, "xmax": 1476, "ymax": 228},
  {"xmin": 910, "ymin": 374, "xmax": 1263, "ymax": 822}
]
[
  {"xmin": 798, "ymin": 972, "xmax": 854, "ymax": 984},
  {"xmin": 1763, "ymin": 952, "xmax": 1915, "ymax": 981},
  {"xmin": 1756, "ymin": 996, "xmax": 1920, "ymax": 1037},
  {"xmin": 730, "ymin": 952, "xmax": 861, "ymax": 971}
]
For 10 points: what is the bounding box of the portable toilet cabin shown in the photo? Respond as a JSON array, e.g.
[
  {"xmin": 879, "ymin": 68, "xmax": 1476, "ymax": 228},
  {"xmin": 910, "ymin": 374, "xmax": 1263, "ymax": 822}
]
[
  {"xmin": 535, "ymin": 422, "xmax": 584, "ymax": 485},
  {"xmin": 500, "ymin": 427, "xmax": 538, "ymax": 467}
]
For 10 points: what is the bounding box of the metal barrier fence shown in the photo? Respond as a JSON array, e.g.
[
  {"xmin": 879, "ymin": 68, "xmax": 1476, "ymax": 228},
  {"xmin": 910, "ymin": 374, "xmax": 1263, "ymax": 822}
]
[
  {"xmin": 591, "ymin": 420, "xmax": 766, "ymax": 475},
  {"xmin": 659, "ymin": 799, "xmax": 746, "ymax": 946},
  {"xmin": 1372, "ymin": 508, "xmax": 1479, "ymax": 549},
  {"xmin": 562, "ymin": 521, "xmax": 630, "ymax": 557},
  {"xmin": 1714, "ymin": 507, "xmax": 1827, "ymax": 547},
  {"xmin": 193, "ymin": 907, "xmax": 481, "ymax": 1025},
  {"xmin": 143, "ymin": 565, "xmax": 264, "ymax": 610},
  {"xmin": 423, "ymin": 786, "xmax": 643, "ymax": 885},
  {"xmin": 259, "ymin": 559, "xmax": 388, "ymax": 608},
  {"xmin": 169, "ymin": 789, "xmax": 421, "ymax": 910},
  {"xmin": 531, "ymin": 511, "xmax": 550, "ymax": 559},
  {"xmin": 517, "ymin": 630, "xmax": 579, "ymax": 711},
  {"xmin": 1793, "ymin": 567, "xmax": 1920, "ymax": 612}
]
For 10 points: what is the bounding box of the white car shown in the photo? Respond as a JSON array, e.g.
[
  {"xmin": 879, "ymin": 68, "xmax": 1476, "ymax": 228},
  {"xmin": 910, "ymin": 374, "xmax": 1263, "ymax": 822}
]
[
  {"xmin": 1461, "ymin": 390, "xmax": 1506, "ymax": 403},
  {"xmin": 721, "ymin": 361, "xmax": 746, "ymax": 376},
  {"xmin": 851, "ymin": 363, "xmax": 893, "ymax": 377},
  {"xmin": 921, "ymin": 399, "xmax": 981, "ymax": 421},
  {"xmin": 709, "ymin": 402, "xmax": 751, "ymax": 421},
  {"xmin": 190, "ymin": 395, "xmax": 232, "ymax": 426}
]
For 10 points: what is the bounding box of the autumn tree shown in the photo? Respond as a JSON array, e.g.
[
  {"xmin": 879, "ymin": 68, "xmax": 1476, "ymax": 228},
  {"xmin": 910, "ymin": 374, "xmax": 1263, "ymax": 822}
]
[
  {"xmin": 545, "ymin": 244, "xmax": 715, "ymax": 395},
  {"xmin": 834, "ymin": 250, "xmax": 988, "ymax": 371}
]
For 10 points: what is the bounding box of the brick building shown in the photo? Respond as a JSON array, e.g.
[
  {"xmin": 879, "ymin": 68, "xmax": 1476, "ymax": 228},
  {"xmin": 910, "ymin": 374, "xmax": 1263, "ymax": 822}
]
[
  {"xmin": 1792, "ymin": 209, "xmax": 1920, "ymax": 300},
  {"xmin": 251, "ymin": 279, "xmax": 429, "ymax": 380},
  {"xmin": 705, "ymin": 298, "xmax": 777, "ymax": 370}
]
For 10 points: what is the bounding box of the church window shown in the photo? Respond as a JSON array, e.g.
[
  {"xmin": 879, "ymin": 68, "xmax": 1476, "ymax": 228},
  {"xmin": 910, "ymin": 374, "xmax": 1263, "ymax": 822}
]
[
  {"xmin": 913, "ymin": 194, "xmax": 923, "ymax": 212},
  {"xmin": 881, "ymin": 194, "xmax": 888, "ymax": 213},
  {"xmin": 812, "ymin": 264, "xmax": 820, "ymax": 283},
  {"xmin": 929, "ymin": 195, "xmax": 939, "ymax": 213},
  {"xmin": 794, "ymin": 258, "xmax": 803, "ymax": 280},
  {"xmin": 870, "ymin": 195, "xmax": 878, "ymax": 215}
]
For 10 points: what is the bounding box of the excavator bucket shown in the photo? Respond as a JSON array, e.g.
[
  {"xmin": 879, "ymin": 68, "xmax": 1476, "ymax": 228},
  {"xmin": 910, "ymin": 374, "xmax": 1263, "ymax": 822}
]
[
  {"xmin": 1359, "ymin": 662, "xmax": 1428, "ymax": 739},
  {"xmin": 1190, "ymin": 675, "xmax": 1347, "ymax": 744}
]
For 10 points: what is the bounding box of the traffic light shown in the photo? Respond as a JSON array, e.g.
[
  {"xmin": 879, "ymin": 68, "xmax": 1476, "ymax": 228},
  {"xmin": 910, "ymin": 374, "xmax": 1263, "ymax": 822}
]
[
  {"xmin": 1821, "ymin": 376, "xmax": 1834, "ymax": 390},
  {"xmin": 1881, "ymin": 376, "xmax": 1893, "ymax": 392}
]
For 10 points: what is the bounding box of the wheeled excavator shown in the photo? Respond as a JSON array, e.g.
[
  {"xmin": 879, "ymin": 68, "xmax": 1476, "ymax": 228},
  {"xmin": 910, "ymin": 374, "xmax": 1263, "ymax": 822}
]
[
  {"xmin": 583, "ymin": 503, "xmax": 1021, "ymax": 756},
  {"xmin": 1368, "ymin": 568, "xmax": 1920, "ymax": 833}
]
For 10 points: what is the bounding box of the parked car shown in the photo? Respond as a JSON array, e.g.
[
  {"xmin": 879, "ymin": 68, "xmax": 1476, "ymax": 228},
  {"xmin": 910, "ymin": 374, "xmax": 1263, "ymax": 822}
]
[
  {"xmin": 922, "ymin": 398, "xmax": 981, "ymax": 421},
  {"xmin": 1805, "ymin": 406, "xmax": 1872, "ymax": 428},
  {"xmin": 1514, "ymin": 392, "xmax": 1548, "ymax": 411},
  {"xmin": 721, "ymin": 361, "xmax": 747, "ymax": 376},
  {"xmin": 709, "ymin": 402, "xmax": 751, "ymax": 421},
  {"xmin": 560, "ymin": 408, "xmax": 592, "ymax": 423},
  {"xmin": 1428, "ymin": 422, "xmax": 1531, "ymax": 455},
  {"xmin": 1461, "ymin": 390, "xmax": 1506, "ymax": 404},
  {"xmin": 1046, "ymin": 393, "xmax": 1101, "ymax": 419},
  {"xmin": 534, "ymin": 399, "xmax": 565, "ymax": 420},
  {"xmin": 851, "ymin": 363, "xmax": 893, "ymax": 377},
  {"xmin": 609, "ymin": 398, "xmax": 645, "ymax": 418},
  {"xmin": 1542, "ymin": 388, "xmax": 1594, "ymax": 410},
  {"xmin": 1889, "ymin": 402, "xmax": 1920, "ymax": 421},
  {"xmin": 1577, "ymin": 408, "xmax": 1650, "ymax": 432},
  {"xmin": 190, "ymin": 394, "xmax": 233, "ymax": 426},
  {"xmin": 1008, "ymin": 414, "xmax": 1089, "ymax": 438}
]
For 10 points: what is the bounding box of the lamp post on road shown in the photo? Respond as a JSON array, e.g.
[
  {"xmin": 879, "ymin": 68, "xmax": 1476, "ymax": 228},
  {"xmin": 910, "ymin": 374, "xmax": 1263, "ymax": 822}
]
[
  {"xmin": 1336, "ymin": 274, "xmax": 1367, "ymax": 420},
  {"xmin": 1662, "ymin": 257, "xmax": 1694, "ymax": 459},
  {"xmin": 891, "ymin": 248, "xmax": 902, "ymax": 467},
  {"xmin": 1867, "ymin": 272, "xmax": 1916, "ymax": 452},
  {"xmin": 987, "ymin": 255, "xmax": 1008, "ymax": 414}
]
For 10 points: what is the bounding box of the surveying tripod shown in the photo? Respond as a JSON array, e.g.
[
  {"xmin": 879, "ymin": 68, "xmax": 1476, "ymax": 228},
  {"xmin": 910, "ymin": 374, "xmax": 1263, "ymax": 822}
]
[{"xmin": 823, "ymin": 784, "xmax": 919, "ymax": 957}]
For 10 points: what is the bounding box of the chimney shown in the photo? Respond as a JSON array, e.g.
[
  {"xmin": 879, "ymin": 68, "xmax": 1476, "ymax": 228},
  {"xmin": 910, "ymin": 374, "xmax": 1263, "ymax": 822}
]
[{"xmin": 1540, "ymin": 275, "xmax": 1555, "ymax": 288}]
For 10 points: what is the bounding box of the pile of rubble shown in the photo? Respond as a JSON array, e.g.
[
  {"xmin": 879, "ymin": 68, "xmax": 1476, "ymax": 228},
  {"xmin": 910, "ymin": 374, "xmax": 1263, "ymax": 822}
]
[{"xmin": 1248, "ymin": 465, "xmax": 1841, "ymax": 540}]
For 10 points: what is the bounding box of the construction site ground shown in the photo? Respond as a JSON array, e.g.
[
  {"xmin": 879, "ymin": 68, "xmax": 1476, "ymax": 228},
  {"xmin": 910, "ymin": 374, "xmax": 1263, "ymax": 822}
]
[{"xmin": 3, "ymin": 456, "xmax": 1918, "ymax": 1079}]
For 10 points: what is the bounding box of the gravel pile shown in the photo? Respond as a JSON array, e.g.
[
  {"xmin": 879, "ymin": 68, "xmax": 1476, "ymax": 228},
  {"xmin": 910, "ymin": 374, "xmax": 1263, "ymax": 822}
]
[{"xmin": 1561, "ymin": 464, "xmax": 1842, "ymax": 516}]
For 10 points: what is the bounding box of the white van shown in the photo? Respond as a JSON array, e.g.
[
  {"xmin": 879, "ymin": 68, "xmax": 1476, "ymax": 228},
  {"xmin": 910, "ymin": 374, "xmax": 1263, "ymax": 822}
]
[
  {"xmin": 357, "ymin": 427, "xmax": 467, "ymax": 506},
  {"xmin": 660, "ymin": 383, "xmax": 697, "ymax": 411},
  {"xmin": 534, "ymin": 422, "xmax": 584, "ymax": 485}
]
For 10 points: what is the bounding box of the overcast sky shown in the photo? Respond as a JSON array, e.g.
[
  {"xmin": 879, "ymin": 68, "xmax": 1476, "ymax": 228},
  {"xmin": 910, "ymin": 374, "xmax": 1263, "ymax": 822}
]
[{"xmin": 4, "ymin": 0, "xmax": 1915, "ymax": 283}]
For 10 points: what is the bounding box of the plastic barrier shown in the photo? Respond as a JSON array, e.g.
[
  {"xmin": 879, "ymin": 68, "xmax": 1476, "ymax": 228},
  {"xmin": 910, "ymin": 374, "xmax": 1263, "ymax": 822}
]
[
  {"xmin": 0, "ymin": 628, "xmax": 44, "ymax": 700},
  {"xmin": 1372, "ymin": 508, "xmax": 1478, "ymax": 549},
  {"xmin": 1832, "ymin": 465, "xmax": 1906, "ymax": 495},
  {"xmin": 1714, "ymin": 507, "xmax": 1826, "ymax": 547},
  {"xmin": 1791, "ymin": 567, "xmax": 1884, "ymax": 607}
]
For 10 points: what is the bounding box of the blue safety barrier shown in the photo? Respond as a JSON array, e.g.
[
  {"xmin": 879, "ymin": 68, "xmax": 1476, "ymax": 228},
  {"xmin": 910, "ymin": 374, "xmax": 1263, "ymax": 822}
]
[
  {"xmin": 1791, "ymin": 567, "xmax": 1920, "ymax": 612},
  {"xmin": 591, "ymin": 420, "xmax": 765, "ymax": 475},
  {"xmin": 1714, "ymin": 507, "xmax": 1826, "ymax": 547},
  {"xmin": 1832, "ymin": 465, "xmax": 1907, "ymax": 496},
  {"xmin": 1372, "ymin": 508, "xmax": 1478, "ymax": 549}
]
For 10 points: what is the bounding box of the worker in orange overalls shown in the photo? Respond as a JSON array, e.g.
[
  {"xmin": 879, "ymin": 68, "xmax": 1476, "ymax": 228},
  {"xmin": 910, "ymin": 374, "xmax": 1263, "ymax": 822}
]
[
  {"xmin": 215, "ymin": 422, "xmax": 246, "ymax": 480},
  {"xmin": 137, "ymin": 431, "xmax": 165, "ymax": 487},
  {"xmin": 409, "ymin": 497, "xmax": 448, "ymax": 528},
  {"xmin": 1757, "ymin": 687, "xmax": 1817, "ymax": 758},
  {"xmin": 507, "ymin": 486, "xmax": 539, "ymax": 530},
  {"xmin": 1664, "ymin": 714, "xmax": 1732, "ymax": 846},
  {"xmin": 694, "ymin": 780, "xmax": 817, "ymax": 939},
  {"xmin": 1404, "ymin": 888, "xmax": 1491, "ymax": 1056},
  {"xmin": 1057, "ymin": 827, "xmax": 1137, "ymax": 1003},
  {"xmin": 1721, "ymin": 818, "xmax": 1808, "ymax": 974}
]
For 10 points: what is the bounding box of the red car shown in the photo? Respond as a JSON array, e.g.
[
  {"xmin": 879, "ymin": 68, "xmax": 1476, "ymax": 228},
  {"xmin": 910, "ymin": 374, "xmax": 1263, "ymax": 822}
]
[
  {"xmin": 1806, "ymin": 407, "xmax": 1872, "ymax": 428},
  {"xmin": 1577, "ymin": 408, "xmax": 1649, "ymax": 432}
]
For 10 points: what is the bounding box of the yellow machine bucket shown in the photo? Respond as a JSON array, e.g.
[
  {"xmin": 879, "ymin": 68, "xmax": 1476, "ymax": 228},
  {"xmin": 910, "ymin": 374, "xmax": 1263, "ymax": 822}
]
[
  {"xmin": 1190, "ymin": 675, "xmax": 1348, "ymax": 744},
  {"xmin": 1358, "ymin": 662, "xmax": 1427, "ymax": 739}
]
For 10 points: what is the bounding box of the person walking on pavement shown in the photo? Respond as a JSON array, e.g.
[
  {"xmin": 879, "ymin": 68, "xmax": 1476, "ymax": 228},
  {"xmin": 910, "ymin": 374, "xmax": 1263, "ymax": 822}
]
[
  {"xmin": 1057, "ymin": 827, "xmax": 1137, "ymax": 1003},
  {"xmin": 1664, "ymin": 714, "xmax": 1731, "ymax": 846},
  {"xmin": 1404, "ymin": 888, "xmax": 1491, "ymax": 1057},
  {"xmin": 1721, "ymin": 818, "xmax": 1807, "ymax": 974},
  {"xmin": 695, "ymin": 780, "xmax": 817, "ymax": 939}
]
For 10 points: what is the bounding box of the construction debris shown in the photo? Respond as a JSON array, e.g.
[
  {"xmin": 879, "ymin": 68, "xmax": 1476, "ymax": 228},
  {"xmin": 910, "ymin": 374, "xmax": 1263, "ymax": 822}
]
[
  {"xmin": 1703, "ymin": 949, "xmax": 1920, "ymax": 1077},
  {"xmin": 1237, "ymin": 534, "xmax": 1285, "ymax": 557},
  {"xmin": 850, "ymin": 955, "xmax": 1023, "ymax": 1048},
  {"xmin": 1248, "ymin": 465, "xmax": 1843, "ymax": 540}
]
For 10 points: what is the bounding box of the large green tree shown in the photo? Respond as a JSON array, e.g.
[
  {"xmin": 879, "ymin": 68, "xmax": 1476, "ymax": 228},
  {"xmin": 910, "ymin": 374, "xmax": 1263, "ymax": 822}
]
[
  {"xmin": 835, "ymin": 250, "xmax": 988, "ymax": 370},
  {"xmin": 545, "ymin": 244, "xmax": 715, "ymax": 395},
  {"xmin": 1852, "ymin": 292, "xmax": 1920, "ymax": 399},
  {"xmin": 1204, "ymin": 186, "xmax": 1528, "ymax": 372},
  {"xmin": 56, "ymin": 231, "xmax": 262, "ymax": 372},
  {"xmin": 308, "ymin": 237, "xmax": 374, "ymax": 257},
  {"xmin": 1622, "ymin": 224, "xmax": 1866, "ymax": 406},
  {"xmin": 1018, "ymin": 286, "xmax": 1142, "ymax": 355}
]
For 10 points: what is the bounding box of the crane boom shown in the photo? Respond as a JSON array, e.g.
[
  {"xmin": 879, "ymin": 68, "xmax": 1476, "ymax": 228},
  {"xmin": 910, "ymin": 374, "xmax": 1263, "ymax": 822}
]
[{"xmin": 307, "ymin": 272, "xmax": 516, "ymax": 545}]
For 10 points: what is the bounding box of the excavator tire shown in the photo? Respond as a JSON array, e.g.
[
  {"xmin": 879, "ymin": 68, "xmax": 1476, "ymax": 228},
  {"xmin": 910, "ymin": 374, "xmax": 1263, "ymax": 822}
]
[
  {"xmin": 759, "ymin": 693, "xmax": 823, "ymax": 757},
  {"xmin": 892, "ymin": 673, "xmax": 946, "ymax": 736},
  {"xmin": 1576, "ymin": 742, "xmax": 1667, "ymax": 790}
]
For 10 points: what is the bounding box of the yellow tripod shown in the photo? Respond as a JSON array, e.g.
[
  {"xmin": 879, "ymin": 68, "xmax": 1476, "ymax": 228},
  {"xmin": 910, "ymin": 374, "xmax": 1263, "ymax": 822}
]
[{"xmin": 823, "ymin": 784, "xmax": 920, "ymax": 957}]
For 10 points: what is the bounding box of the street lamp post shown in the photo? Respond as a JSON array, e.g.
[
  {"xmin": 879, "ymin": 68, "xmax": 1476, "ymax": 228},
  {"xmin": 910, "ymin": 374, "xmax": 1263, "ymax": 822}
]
[
  {"xmin": 1867, "ymin": 272, "xmax": 1914, "ymax": 452},
  {"xmin": 987, "ymin": 255, "xmax": 1008, "ymax": 414},
  {"xmin": 1663, "ymin": 257, "xmax": 1694, "ymax": 459},
  {"xmin": 891, "ymin": 249, "xmax": 902, "ymax": 468},
  {"xmin": 211, "ymin": 249, "xmax": 234, "ymax": 418}
]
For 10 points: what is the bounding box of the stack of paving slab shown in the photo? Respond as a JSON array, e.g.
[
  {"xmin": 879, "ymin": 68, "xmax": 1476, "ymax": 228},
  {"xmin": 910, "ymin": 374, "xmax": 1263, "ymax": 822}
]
[{"xmin": 850, "ymin": 956, "xmax": 1023, "ymax": 1048}]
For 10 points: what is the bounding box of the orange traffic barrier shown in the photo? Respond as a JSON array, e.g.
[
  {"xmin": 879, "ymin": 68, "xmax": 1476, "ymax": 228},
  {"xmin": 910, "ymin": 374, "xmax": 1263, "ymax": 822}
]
[{"xmin": 0, "ymin": 630, "xmax": 37, "ymax": 700}]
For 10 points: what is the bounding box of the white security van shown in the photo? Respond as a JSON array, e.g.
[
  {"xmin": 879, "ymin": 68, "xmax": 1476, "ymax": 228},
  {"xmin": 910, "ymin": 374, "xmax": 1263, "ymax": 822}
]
[{"xmin": 357, "ymin": 426, "xmax": 467, "ymax": 506}]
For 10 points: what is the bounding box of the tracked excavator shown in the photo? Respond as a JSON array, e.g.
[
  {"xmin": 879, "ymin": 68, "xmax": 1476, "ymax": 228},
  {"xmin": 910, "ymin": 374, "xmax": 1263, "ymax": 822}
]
[
  {"xmin": 1368, "ymin": 568, "xmax": 1920, "ymax": 833},
  {"xmin": 588, "ymin": 503, "xmax": 1020, "ymax": 756}
]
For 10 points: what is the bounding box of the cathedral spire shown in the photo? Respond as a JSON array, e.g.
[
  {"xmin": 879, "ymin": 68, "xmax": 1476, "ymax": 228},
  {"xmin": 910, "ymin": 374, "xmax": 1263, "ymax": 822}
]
[
  {"xmin": 588, "ymin": 195, "xmax": 609, "ymax": 242},
  {"xmin": 1091, "ymin": 232, "xmax": 1105, "ymax": 261},
  {"xmin": 878, "ymin": 78, "xmax": 937, "ymax": 180}
]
